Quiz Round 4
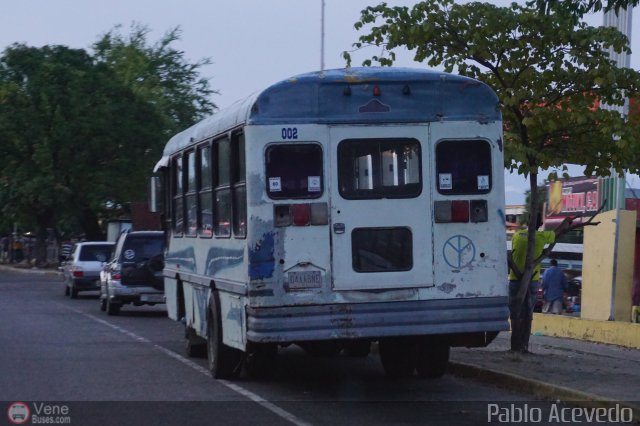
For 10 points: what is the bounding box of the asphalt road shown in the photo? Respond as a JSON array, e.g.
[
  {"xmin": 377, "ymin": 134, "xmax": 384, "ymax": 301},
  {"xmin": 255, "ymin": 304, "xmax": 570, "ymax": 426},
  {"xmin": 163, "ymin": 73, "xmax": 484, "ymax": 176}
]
[{"xmin": 0, "ymin": 271, "xmax": 553, "ymax": 426}]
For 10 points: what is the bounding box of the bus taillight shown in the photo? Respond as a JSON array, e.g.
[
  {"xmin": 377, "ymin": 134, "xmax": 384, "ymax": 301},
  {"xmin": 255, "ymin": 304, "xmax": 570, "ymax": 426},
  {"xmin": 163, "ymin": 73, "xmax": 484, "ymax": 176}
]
[
  {"xmin": 274, "ymin": 203, "xmax": 328, "ymax": 227},
  {"xmin": 434, "ymin": 200, "xmax": 470, "ymax": 223}
]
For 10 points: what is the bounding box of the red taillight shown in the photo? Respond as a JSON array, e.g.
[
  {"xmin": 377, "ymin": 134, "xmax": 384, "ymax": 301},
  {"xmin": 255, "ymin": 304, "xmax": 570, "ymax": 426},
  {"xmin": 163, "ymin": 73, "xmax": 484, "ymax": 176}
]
[
  {"xmin": 72, "ymin": 270, "xmax": 84, "ymax": 278},
  {"xmin": 434, "ymin": 200, "xmax": 471, "ymax": 223},
  {"xmin": 274, "ymin": 203, "xmax": 328, "ymax": 227},
  {"xmin": 451, "ymin": 200, "xmax": 470, "ymax": 223},
  {"xmin": 292, "ymin": 204, "xmax": 311, "ymax": 226},
  {"xmin": 111, "ymin": 272, "xmax": 121, "ymax": 280}
]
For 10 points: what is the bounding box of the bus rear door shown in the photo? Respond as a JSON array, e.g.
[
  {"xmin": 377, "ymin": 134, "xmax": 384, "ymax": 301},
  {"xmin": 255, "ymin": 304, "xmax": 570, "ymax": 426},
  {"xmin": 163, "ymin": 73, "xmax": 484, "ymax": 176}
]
[{"xmin": 329, "ymin": 126, "xmax": 434, "ymax": 291}]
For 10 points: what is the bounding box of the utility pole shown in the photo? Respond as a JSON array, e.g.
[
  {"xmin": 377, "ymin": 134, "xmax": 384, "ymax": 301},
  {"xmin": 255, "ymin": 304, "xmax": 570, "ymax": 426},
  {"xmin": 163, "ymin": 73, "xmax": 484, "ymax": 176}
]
[{"xmin": 320, "ymin": 0, "xmax": 326, "ymax": 73}]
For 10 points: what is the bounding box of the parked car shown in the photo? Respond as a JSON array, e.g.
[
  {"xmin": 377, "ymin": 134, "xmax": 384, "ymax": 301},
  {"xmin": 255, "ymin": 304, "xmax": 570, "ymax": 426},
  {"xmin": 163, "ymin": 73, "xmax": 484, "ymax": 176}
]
[
  {"xmin": 100, "ymin": 230, "xmax": 165, "ymax": 315},
  {"xmin": 63, "ymin": 242, "xmax": 115, "ymax": 298}
]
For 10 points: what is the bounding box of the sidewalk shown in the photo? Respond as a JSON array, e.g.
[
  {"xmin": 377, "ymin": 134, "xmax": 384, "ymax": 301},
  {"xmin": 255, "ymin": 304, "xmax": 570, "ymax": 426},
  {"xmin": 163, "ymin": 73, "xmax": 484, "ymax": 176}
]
[{"xmin": 450, "ymin": 332, "xmax": 640, "ymax": 420}]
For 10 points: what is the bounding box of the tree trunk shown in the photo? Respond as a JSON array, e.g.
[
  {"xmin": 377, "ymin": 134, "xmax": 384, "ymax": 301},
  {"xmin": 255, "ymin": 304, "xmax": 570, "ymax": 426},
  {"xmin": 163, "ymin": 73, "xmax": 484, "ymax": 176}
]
[
  {"xmin": 510, "ymin": 171, "xmax": 540, "ymax": 352},
  {"xmin": 81, "ymin": 207, "xmax": 105, "ymax": 240},
  {"xmin": 34, "ymin": 211, "xmax": 53, "ymax": 268}
]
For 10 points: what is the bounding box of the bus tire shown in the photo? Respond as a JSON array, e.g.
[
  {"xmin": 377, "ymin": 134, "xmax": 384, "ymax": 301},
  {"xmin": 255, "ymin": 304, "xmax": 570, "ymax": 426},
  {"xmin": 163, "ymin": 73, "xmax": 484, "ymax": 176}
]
[
  {"xmin": 415, "ymin": 338, "xmax": 449, "ymax": 379},
  {"xmin": 185, "ymin": 327, "xmax": 207, "ymax": 358},
  {"xmin": 379, "ymin": 337, "xmax": 416, "ymax": 378},
  {"xmin": 207, "ymin": 293, "xmax": 241, "ymax": 379}
]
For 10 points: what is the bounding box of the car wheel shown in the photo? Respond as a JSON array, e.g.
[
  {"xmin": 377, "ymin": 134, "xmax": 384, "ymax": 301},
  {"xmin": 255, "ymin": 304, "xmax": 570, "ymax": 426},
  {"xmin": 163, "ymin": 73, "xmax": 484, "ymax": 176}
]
[
  {"xmin": 70, "ymin": 284, "xmax": 78, "ymax": 299},
  {"xmin": 64, "ymin": 285, "xmax": 70, "ymax": 296},
  {"xmin": 99, "ymin": 297, "xmax": 106, "ymax": 312},
  {"xmin": 379, "ymin": 337, "xmax": 416, "ymax": 378},
  {"xmin": 207, "ymin": 293, "xmax": 241, "ymax": 379}
]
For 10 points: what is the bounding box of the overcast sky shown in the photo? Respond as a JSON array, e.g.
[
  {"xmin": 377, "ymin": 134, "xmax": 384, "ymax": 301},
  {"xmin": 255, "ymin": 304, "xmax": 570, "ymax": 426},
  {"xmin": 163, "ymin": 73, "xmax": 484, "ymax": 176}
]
[{"xmin": 1, "ymin": 1, "xmax": 638, "ymax": 204}]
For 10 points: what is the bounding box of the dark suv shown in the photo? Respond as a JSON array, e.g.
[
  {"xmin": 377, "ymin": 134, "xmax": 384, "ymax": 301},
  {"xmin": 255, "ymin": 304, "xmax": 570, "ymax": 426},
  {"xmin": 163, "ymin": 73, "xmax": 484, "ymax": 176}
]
[{"xmin": 100, "ymin": 230, "xmax": 165, "ymax": 315}]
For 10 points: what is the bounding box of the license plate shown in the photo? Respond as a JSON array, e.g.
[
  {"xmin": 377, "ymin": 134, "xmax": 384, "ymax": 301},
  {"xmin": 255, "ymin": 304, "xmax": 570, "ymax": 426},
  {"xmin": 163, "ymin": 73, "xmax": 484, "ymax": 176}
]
[
  {"xmin": 288, "ymin": 271, "xmax": 322, "ymax": 290},
  {"xmin": 141, "ymin": 294, "xmax": 164, "ymax": 303}
]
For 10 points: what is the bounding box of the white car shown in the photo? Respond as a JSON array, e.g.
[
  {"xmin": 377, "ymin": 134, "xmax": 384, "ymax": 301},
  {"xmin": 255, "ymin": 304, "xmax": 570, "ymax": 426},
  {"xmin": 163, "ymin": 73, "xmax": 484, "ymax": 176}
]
[{"xmin": 63, "ymin": 241, "xmax": 115, "ymax": 298}]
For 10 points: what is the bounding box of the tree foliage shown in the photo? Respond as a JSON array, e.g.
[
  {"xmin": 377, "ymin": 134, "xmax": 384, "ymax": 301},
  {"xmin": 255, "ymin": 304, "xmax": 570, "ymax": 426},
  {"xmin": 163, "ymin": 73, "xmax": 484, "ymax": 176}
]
[
  {"xmin": 0, "ymin": 25, "xmax": 216, "ymax": 264},
  {"xmin": 347, "ymin": 0, "xmax": 640, "ymax": 350},
  {"xmin": 0, "ymin": 45, "xmax": 164, "ymax": 259},
  {"xmin": 93, "ymin": 24, "xmax": 216, "ymax": 137}
]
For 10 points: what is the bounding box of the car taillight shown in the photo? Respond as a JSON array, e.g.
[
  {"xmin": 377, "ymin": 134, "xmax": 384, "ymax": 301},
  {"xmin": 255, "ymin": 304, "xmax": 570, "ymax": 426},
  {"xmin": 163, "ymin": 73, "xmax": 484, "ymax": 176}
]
[
  {"xmin": 111, "ymin": 272, "xmax": 121, "ymax": 280},
  {"xmin": 72, "ymin": 269, "xmax": 84, "ymax": 278}
]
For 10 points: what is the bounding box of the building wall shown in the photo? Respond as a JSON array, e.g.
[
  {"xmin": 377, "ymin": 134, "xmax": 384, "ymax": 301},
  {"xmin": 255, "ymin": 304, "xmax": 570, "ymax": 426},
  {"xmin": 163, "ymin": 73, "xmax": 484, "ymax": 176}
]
[{"xmin": 582, "ymin": 209, "xmax": 637, "ymax": 321}]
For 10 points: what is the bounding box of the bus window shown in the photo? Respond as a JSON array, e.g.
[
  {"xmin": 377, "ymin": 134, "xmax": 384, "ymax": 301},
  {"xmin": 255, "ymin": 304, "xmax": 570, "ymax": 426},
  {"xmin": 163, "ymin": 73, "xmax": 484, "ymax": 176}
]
[
  {"xmin": 436, "ymin": 139, "xmax": 491, "ymax": 195},
  {"xmin": 338, "ymin": 138, "xmax": 421, "ymax": 199},
  {"xmin": 232, "ymin": 133, "xmax": 247, "ymax": 237},
  {"xmin": 215, "ymin": 138, "xmax": 231, "ymax": 237},
  {"xmin": 198, "ymin": 144, "xmax": 213, "ymax": 237},
  {"xmin": 352, "ymin": 227, "xmax": 413, "ymax": 272},
  {"xmin": 172, "ymin": 155, "xmax": 184, "ymax": 235},
  {"xmin": 265, "ymin": 144, "xmax": 323, "ymax": 199},
  {"xmin": 185, "ymin": 150, "xmax": 197, "ymax": 236}
]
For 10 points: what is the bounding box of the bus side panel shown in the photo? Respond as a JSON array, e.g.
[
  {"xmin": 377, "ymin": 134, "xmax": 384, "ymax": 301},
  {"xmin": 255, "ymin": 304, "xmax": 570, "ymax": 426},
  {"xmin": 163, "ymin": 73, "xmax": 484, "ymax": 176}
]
[
  {"xmin": 165, "ymin": 276, "xmax": 180, "ymax": 321},
  {"xmin": 219, "ymin": 292, "xmax": 246, "ymax": 350}
]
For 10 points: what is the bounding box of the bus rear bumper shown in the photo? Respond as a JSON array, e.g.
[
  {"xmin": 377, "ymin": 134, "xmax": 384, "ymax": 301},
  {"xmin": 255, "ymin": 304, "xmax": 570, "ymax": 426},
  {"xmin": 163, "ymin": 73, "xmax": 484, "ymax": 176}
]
[{"xmin": 246, "ymin": 296, "xmax": 509, "ymax": 346}]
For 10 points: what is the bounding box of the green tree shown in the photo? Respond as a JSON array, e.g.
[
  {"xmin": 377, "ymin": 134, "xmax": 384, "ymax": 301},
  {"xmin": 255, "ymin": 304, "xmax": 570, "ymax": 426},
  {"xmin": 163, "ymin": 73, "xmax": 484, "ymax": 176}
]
[
  {"xmin": 346, "ymin": 0, "xmax": 640, "ymax": 351},
  {"xmin": 92, "ymin": 24, "xmax": 216, "ymax": 138},
  {"xmin": 0, "ymin": 44, "xmax": 164, "ymax": 265}
]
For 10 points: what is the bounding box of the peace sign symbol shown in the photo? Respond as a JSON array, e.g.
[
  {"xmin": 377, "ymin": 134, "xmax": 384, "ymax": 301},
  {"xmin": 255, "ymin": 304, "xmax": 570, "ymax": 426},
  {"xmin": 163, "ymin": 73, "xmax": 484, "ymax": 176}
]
[{"xmin": 443, "ymin": 235, "xmax": 476, "ymax": 269}]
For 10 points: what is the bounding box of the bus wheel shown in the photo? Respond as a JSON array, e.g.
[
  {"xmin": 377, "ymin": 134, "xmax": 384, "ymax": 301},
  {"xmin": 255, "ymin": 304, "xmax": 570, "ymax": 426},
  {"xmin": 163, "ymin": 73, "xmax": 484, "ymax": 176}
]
[
  {"xmin": 379, "ymin": 337, "xmax": 416, "ymax": 378},
  {"xmin": 244, "ymin": 343, "xmax": 277, "ymax": 379},
  {"xmin": 207, "ymin": 294, "xmax": 241, "ymax": 379},
  {"xmin": 415, "ymin": 338, "xmax": 449, "ymax": 379},
  {"xmin": 185, "ymin": 327, "xmax": 207, "ymax": 358}
]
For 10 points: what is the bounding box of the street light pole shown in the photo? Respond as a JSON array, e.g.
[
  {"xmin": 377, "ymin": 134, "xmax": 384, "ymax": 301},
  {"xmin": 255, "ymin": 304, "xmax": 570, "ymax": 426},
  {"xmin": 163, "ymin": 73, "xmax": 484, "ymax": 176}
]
[{"xmin": 320, "ymin": 0, "xmax": 326, "ymax": 73}]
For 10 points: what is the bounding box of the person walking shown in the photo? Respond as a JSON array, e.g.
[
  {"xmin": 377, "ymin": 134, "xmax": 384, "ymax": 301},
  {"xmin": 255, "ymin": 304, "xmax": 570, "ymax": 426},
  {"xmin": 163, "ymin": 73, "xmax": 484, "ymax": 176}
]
[{"xmin": 541, "ymin": 259, "xmax": 568, "ymax": 314}]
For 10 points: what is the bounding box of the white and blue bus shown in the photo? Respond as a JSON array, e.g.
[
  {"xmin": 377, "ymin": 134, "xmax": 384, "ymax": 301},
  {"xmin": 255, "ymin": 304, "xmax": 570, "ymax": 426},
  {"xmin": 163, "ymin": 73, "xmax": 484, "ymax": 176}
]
[{"xmin": 152, "ymin": 67, "xmax": 509, "ymax": 379}]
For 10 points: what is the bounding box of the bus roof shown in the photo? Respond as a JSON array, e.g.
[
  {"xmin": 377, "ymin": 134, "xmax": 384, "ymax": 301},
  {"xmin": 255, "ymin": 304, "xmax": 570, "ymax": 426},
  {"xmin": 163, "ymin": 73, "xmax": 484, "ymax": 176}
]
[{"xmin": 155, "ymin": 67, "xmax": 500, "ymax": 171}]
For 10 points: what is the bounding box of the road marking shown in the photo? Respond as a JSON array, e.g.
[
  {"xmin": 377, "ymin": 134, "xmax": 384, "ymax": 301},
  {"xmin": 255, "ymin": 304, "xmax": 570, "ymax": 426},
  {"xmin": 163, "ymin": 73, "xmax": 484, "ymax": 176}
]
[{"xmin": 60, "ymin": 304, "xmax": 313, "ymax": 426}]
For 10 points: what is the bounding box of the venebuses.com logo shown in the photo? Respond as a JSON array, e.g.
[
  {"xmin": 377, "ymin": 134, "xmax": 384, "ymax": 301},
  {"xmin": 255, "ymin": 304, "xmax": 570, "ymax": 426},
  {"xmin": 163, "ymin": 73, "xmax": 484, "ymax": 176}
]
[
  {"xmin": 7, "ymin": 402, "xmax": 30, "ymax": 425},
  {"xmin": 6, "ymin": 402, "xmax": 71, "ymax": 424}
]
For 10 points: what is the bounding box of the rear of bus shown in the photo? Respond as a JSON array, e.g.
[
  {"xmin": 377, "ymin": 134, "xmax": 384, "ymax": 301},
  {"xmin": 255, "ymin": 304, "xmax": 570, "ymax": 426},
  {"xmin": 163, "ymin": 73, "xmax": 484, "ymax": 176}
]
[{"xmin": 242, "ymin": 68, "xmax": 509, "ymax": 376}]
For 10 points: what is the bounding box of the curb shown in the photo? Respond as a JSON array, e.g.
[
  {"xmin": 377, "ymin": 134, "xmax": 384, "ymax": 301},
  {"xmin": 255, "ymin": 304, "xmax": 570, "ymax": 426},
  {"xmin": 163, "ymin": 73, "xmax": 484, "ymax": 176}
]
[
  {"xmin": 0, "ymin": 265, "xmax": 61, "ymax": 276},
  {"xmin": 448, "ymin": 361, "xmax": 640, "ymax": 422}
]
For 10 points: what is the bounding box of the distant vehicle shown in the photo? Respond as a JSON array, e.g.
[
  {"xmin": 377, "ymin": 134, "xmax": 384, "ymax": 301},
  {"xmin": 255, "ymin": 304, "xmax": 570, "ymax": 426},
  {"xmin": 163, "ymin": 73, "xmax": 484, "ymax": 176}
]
[
  {"xmin": 62, "ymin": 242, "xmax": 114, "ymax": 298},
  {"xmin": 151, "ymin": 67, "xmax": 509, "ymax": 379},
  {"xmin": 100, "ymin": 230, "xmax": 165, "ymax": 315}
]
